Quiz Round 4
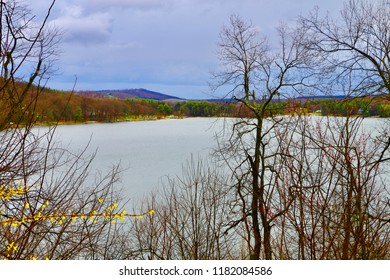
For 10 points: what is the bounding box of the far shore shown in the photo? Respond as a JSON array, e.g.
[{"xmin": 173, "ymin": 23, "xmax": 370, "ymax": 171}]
[{"xmin": 27, "ymin": 113, "xmax": 387, "ymax": 129}]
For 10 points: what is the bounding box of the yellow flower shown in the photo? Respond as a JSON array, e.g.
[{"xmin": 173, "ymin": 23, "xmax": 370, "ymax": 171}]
[
  {"xmin": 41, "ymin": 200, "xmax": 49, "ymax": 209},
  {"xmin": 24, "ymin": 202, "xmax": 30, "ymax": 209},
  {"xmin": 149, "ymin": 209, "xmax": 155, "ymax": 215},
  {"xmin": 34, "ymin": 212, "xmax": 42, "ymax": 221},
  {"xmin": 98, "ymin": 197, "xmax": 104, "ymax": 203},
  {"xmin": 7, "ymin": 242, "xmax": 17, "ymax": 252}
]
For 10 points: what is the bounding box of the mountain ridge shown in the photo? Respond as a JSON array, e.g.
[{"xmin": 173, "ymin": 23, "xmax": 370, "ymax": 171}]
[
  {"xmin": 75, "ymin": 88, "xmax": 363, "ymax": 103},
  {"xmin": 76, "ymin": 88, "xmax": 184, "ymax": 101}
]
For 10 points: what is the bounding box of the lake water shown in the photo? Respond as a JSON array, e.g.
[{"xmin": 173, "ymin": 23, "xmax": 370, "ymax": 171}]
[
  {"xmin": 50, "ymin": 118, "xmax": 225, "ymax": 201},
  {"xmin": 43, "ymin": 116, "xmax": 388, "ymax": 202}
]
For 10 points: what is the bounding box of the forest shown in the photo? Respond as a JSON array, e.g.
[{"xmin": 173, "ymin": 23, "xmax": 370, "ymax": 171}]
[{"xmin": 3, "ymin": 83, "xmax": 390, "ymax": 125}]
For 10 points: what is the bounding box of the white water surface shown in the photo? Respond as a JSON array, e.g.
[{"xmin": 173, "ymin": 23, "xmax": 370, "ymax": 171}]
[
  {"xmin": 46, "ymin": 118, "xmax": 224, "ymax": 201},
  {"xmin": 35, "ymin": 117, "xmax": 389, "ymax": 201}
]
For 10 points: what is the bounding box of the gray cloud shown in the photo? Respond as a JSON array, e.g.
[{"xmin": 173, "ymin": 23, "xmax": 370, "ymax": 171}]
[
  {"xmin": 85, "ymin": 0, "xmax": 171, "ymax": 12},
  {"xmin": 44, "ymin": 0, "xmax": 345, "ymax": 99},
  {"xmin": 50, "ymin": 6, "xmax": 113, "ymax": 44}
]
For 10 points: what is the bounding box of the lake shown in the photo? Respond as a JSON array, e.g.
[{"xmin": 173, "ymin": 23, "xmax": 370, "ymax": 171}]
[
  {"xmin": 50, "ymin": 118, "xmax": 225, "ymax": 201},
  {"xmin": 44, "ymin": 116, "xmax": 388, "ymax": 202}
]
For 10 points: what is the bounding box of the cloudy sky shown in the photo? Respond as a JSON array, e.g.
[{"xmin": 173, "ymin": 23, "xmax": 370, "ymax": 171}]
[{"xmin": 34, "ymin": 0, "xmax": 344, "ymax": 99}]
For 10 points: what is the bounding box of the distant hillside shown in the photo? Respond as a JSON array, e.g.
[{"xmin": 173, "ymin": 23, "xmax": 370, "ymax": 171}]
[{"xmin": 76, "ymin": 88, "xmax": 184, "ymax": 101}]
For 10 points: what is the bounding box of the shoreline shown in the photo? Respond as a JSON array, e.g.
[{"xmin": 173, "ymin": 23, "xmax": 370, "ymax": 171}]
[
  {"xmin": 33, "ymin": 115, "xmax": 180, "ymax": 127},
  {"xmin": 17, "ymin": 113, "xmax": 388, "ymax": 129}
]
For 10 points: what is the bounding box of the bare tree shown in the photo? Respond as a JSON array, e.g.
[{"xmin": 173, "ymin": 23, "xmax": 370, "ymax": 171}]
[
  {"xmin": 279, "ymin": 113, "xmax": 390, "ymax": 259},
  {"xmin": 212, "ymin": 8, "xmax": 389, "ymax": 260},
  {"xmin": 0, "ymin": 0, "xmax": 131, "ymax": 260},
  {"xmin": 296, "ymin": 0, "xmax": 390, "ymax": 259},
  {"xmin": 212, "ymin": 15, "xmax": 315, "ymax": 259},
  {"xmin": 126, "ymin": 157, "xmax": 239, "ymax": 260},
  {"xmin": 300, "ymin": 0, "xmax": 390, "ymax": 97}
]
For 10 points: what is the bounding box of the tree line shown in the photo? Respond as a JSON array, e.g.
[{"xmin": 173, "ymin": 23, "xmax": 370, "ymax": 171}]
[{"xmin": 5, "ymin": 85, "xmax": 390, "ymax": 125}]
